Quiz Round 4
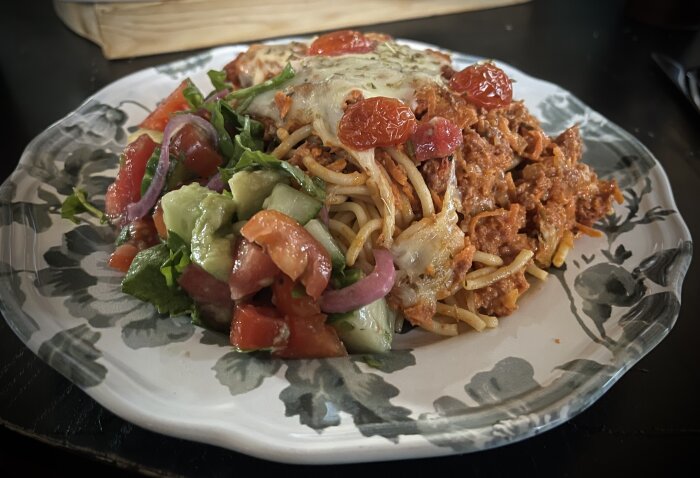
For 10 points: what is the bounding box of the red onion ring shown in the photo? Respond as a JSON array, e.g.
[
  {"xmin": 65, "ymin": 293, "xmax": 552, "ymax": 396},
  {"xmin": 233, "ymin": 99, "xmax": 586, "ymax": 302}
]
[
  {"xmin": 320, "ymin": 248, "xmax": 396, "ymax": 313},
  {"xmin": 317, "ymin": 205, "xmax": 330, "ymax": 227},
  {"xmin": 126, "ymin": 114, "xmax": 218, "ymax": 221},
  {"xmin": 206, "ymin": 172, "xmax": 225, "ymax": 192}
]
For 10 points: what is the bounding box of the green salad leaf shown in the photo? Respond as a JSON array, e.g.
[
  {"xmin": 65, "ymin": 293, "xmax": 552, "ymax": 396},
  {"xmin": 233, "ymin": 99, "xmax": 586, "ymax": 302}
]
[
  {"xmin": 160, "ymin": 231, "xmax": 192, "ymax": 287},
  {"xmin": 208, "ymin": 69, "xmax": 232, "ymax": 92},
  {"xmin": 183, "ymin": 79, "xmax": 205, "ymax": 109},
  {"xmin": 61, "ymin": 188, "xmax": 107, "ymax": 224}
]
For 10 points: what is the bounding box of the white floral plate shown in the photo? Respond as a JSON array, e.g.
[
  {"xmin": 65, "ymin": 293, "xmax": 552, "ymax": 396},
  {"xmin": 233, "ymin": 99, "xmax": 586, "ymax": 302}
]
[{"xmin": 0, "ymin": 39, "xmax": 692, "ymax": 464}]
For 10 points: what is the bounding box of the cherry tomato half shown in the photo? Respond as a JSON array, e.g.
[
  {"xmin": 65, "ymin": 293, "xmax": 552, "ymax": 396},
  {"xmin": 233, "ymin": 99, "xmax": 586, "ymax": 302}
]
[
  {"xmin": 308, "ymin": 30, "xmax": 374, "ymax": 56},
  {"xmin": 338, "ymin": 96, "xmax": 417, "ymax": 150},
  {"xmin": 449, "ymin": 62, "xmax": 513, "ymax": 110}
]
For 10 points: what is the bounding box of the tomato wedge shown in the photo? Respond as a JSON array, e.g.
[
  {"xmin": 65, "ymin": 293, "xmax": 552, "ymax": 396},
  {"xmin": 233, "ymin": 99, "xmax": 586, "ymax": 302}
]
[
  {"xmin": 240, "ymin": 210, "xmax": 331, "ymax": 300},
  {"xmin": 229, "ymin": 238, "xmax": 280, "ymax": 300},
  {"xmin": 272, "ymin": 274, "xmax": 321, "ymax": 317},
  {"xmin": 170, "ymin": 122, "xmax": 223, "ymax": 178},
  {"xmin": 108, "ymin": 243, "xmax": 139, "ymax": 273},
  {"xmin": 230, "ymin": 304, "xmax": 289, "ymax": 352},
  {"xmin": 274, "ymin": 314, "xmax": 347, "ymax": 359},
  {"xmin": 139, "ymin": 80, "xmax": 191, "ymax": 132},
  {"xmin": 105, "ymin": 134, "xmax": 157, "ymax": 224}
]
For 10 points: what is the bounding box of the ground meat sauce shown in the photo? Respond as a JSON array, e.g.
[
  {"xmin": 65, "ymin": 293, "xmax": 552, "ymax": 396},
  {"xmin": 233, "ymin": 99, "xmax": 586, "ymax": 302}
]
[{"xmin": 415, "ymin": 85, "xmax": 619, "ymax": 317}]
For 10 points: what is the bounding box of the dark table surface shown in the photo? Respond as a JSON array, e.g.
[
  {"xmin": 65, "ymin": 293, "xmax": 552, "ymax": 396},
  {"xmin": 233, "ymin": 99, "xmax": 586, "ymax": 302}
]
[{"xmin": 2, "ymin": 0, "xmax": 699, "ymax": 475}]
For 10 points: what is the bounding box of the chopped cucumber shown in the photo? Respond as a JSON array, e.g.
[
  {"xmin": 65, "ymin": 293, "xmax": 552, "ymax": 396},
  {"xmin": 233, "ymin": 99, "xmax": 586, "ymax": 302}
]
[
  {"xmin": 305, "ymin": 219, "xmax": 345, "ymax": 271},
  {"xmin": 229, "ymin": 169, "xmax": 287, "ymax": 220},
  {"xmin": 329, "ymin": 298, "xmax": 395, "ymax": 354},
  {"xmin": 263, "ymin": 183, "xmax": 322, "ymax": 225}
]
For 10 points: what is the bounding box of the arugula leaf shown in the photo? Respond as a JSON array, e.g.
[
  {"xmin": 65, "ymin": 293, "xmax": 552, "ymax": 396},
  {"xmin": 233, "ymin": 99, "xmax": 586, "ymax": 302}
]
[
  {"xmin": 223, "ymin": 149, "xmax": 325, "ymax": 201},
  {"xmin": 160, "ymin": 231, "xmax": 191, "ymax": 287},
  {"xmin": 183, "ymin": 79, "xmax": 205, "ymax": 109},
  {"xmin": 61, "ymin": 188, "xmax": 107, "ymax": 224},
  {"xmin": 207, "ymin": 99, "xmax": 265, "ymax": 168},
  {"xmin": 208, "ymin": 69, "xmax": 232, "ymax": 92},
  {"xmin": 121, "ymin": 244, "xmax": 194, "ymax": 316},
  {"xmin": 140, "ymin": 147, "xmax": 161, "ymax": 196},
  {"xmin": 226, "ymin": 63, "xmax": 295, "ymax": 110}
]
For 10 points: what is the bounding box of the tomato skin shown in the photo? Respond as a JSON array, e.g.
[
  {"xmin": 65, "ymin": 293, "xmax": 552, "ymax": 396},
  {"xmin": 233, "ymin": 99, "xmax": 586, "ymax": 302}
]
[
  {"xmin": 449, "ymin": 62, "xmax": 513, "ymax": 110},
  {"xmin": 274, "ymin": 314, "xmax": 347, "ymax": 359},
  {"xmin": 231, "ymin": 304, "xmax": 289, "ymax": 351},
  {"xmin": 272, "ymin": 274, "xmax": 321, "ymax": 317},
  {"xmin": 169, "ymin": 123, "xmax": 223, "ymax": 178},
  {"xmin": 308, "ymin": 30, "xmax": 374, "ymax": 56},
  {"xmin": 139, "ymin": 80, "xmax": 191, "ymax": 132},
  {"xmin": 411, "ymin": 116, "xmax": 463, "ymax": 162},
  {"xmin": 105, "ymin": 134, "xmax": 157, "ymax": 224},
  {"xmin": 338, "ymin": 97, "xmax": 417, "ymax": 150},
  {"xmin": 152, "ymin": 203, "xmax": 167, "ymax": 240},
  {"xmin": 108, "ymin": 243, "xmax": 139, "ymax": 273},
  {"xmin": 240, "ymin": 210, "xmax": 331, "ymax": 300},
  {"xmin": 229, "ymin": 238, "xmax": 280, "ymax": 300}
]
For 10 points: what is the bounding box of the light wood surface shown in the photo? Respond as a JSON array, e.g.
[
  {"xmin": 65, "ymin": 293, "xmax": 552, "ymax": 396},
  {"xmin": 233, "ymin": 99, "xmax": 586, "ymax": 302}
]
[{"xmin": 54, "ymin": 0, "xmax": 529, "ymax": 59}]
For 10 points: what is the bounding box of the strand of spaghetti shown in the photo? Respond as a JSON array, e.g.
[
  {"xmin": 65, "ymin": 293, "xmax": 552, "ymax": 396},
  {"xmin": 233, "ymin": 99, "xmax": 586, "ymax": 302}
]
[
  {"xmin": 465, "ymin": 249, "xmax": 534, "ymax": 290},
  {"xmin": 385, "ymin": 147, "xmax": 435, "ymax": 217},
  {"xmin": 325, "ymin": 194, "xmax": 349, "ymax": 205},
  {"xmin": 346, "ymin": 218, "xmax": 382, "ymax": 267},
  {"xmin": 418, "ymin": 319, "xmax": 458, "ymax": 336},
  {"xmin": 464, "ymin": 266, "xmax": 497, "ymax": 280},
  {"xmin": 525, "ymin": 262, "xmax": 548, "ymax": 281},
  {"xmin": 271, "ymin": 124, "xmax": 312, "ymax": 159},
  {"xmin": 327, "ymin": 185, "xmax": 371, "ymax": 196},
  {"xmin": 435, "ymin": 302, "xmax": 486, "ymax": 332},
  {"xmin": 328, "ymin": 219, "xmax": 357, "ymax": 247},
  {"xmin": 463, "ymin": 290, "xmax": 499, "ymax": 328},
  {"xmin": 552, "ymin": 230, "xmax": 574, "ymax": 267},
  {"xmin": 302, "ymin": 155, "xmax": 367, "ymax": 186},
  {"xmin": 332, "ymin": 211, "xmax": 356, "ymax": 226},
  {"xmin": 575, "ymin": 222, "xmax": 603, "ymax": 238},
  {"xmin": 330, "ymin": 202, "xmax": 369, "ymax": 228},
  {"xmin": 473, "ymin": 251, "xmax": 504, "ymax": 266}
]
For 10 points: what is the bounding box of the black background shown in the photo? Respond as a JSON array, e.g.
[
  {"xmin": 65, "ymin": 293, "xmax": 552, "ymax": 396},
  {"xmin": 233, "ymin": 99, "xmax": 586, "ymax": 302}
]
[{"xmin": 1, "ymin": 0, "xmax": 699, "ymax": 476}]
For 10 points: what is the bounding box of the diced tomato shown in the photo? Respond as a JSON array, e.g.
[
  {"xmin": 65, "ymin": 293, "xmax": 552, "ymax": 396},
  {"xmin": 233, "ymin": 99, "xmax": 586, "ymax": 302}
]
[
  {"xmin": 272, "ymin": 274, "xmax": 321, "ymax": 317},
  {"xmin": 240, "ymin": 210, "xmax": 331, "ymax": 300},
  {"xmin": 139, "ymin": 80, "xmax": 191, "ymax": 132},
  {"xmin": 170, "ymin": 122, "xmax": 223, "ymax": 178},
  {"xmin": 152, "ymin": 203, "xmax": 167, "ymax": 240},
  {"xmin": 411, "ymin": 116, "xmax": 463, "ymax": 162},
  {"xmin": 229, "ymin": 238, "xmax": 280, "ymax": 300},
  {"xmin": 105, "ymin": 134, "xmax": 157, "ymax": 224},
  {"xmin": 449, "ymin": 62, "xmax": 513, "ymax": 110},
  {"xmin": 230, "ymin": 304, "xmax": 289, "ymax": 351},
  {"xmin": 274, "ymin": 314, "xmax": 347, "ymax": 359},
  {"xmin": 129, "ymin": 217, "xmax": 160, "ymax": 249},
  {"xmin": 178, "ymin": 264, "xmax": 232, "ymax": 306},
  {"xmin": 338, "ymin": 97, "xmax": 417, "ymax": 150},
  {"xmin": 308, "ymin": 30, "xmax": 375, "ymax": 56},
  {"xmin": 108, "ymin": 243, "xmax": 139, "ymax": 273}
]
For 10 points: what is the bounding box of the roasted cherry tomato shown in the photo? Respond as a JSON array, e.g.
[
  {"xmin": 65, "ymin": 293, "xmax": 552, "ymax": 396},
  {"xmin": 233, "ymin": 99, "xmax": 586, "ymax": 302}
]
[
  {"xmin": 411, "ymin": 116, "xmax": 463, "ymax": 162},
  {"xmin": 449, "ymin": 62, "xmax": 513, "ymax": 110},
  {"xmin": 139, "ymin": 80, "xmax": 191, "ymax": 131},
  {"xmin": 338, "ymin": 96, "xmax": 417, "ymax": 150},
  {"xmin": 308, "ymin": 30, "xmax": 374, "ymax": 56},
  {"xmin": 240, "ymin": 210, "xmax": 331, "ymax": 300}
]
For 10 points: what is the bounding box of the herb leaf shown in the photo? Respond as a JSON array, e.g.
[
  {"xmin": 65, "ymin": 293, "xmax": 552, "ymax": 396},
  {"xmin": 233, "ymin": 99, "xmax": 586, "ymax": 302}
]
[
  {"xmin": 160, "ymin": 231, "xmax": 191, "ymax": 287},
  {"xmin": 226, "ymin": 63, "xmax": 295, "ymax": 110},
  {"xmin": 183, "ymin": 79, "xmax": 205, "ymax": 109},
  {"xmin": 61, "ymin": 188, "xmax": 107, "ymax": 224},
  {"xmin": 208, "ymin": 69, "xmax": 233, "ymax": 92}
]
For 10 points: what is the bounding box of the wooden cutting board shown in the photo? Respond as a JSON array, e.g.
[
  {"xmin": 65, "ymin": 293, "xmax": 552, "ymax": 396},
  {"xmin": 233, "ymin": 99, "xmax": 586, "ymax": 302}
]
[{"xmin": 54, "ymin": 0, "xmax": 529, "ymax": 59}]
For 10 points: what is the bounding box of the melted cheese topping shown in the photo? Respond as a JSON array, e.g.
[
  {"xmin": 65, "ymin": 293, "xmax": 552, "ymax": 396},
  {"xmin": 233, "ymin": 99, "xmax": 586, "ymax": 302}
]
[{"xmin": 247, "ymin": 41, "xmax": 448, "ymax": 147}]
